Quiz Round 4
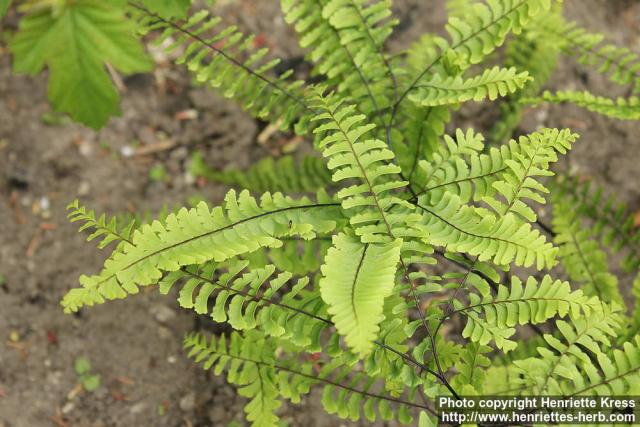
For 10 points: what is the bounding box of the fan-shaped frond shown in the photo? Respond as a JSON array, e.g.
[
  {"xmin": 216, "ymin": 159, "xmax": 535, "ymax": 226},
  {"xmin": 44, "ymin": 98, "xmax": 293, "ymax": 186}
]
[
  {"xmin": 525, "ymin": 90, "xmax": 640, "ymax": 120},
  {"xmin": 320, "ymin": 232, "xmax": 401, "ymax": 355},
  {"xmin": 568, "ymin": 336, "xmax": 640, "ymax": 396},
  {"xmin": 184, "ymin": 331, "xmax": 283, "ymax": 426},
  {"xmin": 405, "ymin": 0, "xmax": 553, "ymax": 94},
  {"xmin": 413, "ymin": 128, "xmax": 575, "ymax": 268},
  {"xmin": 134, "ymin": 6, "xmax": 312, "ymax": 133},
  {"xmin": 395, "ymin": 103, "xmax": 452, "ymax": 184},
  {"xmin": 248, "ymin": 237, "xmax": 332, "ymax": 276},
  {"xmin": 408, "ymin": 66, "xmax": 531, "ymax": 107},
  {"xmin": 61, "ymin": 190, "xmax": 342, "ymax": 312},
  {"xmin": 190, "ymin": 153, "xmax": 333, "ymax": 194}
]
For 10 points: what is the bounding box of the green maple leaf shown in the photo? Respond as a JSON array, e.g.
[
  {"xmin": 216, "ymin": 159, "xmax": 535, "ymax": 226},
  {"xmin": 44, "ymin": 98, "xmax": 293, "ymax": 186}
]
[{"xmin": 10, "ymin": 1, "xmax": 152, "ymax": 129}]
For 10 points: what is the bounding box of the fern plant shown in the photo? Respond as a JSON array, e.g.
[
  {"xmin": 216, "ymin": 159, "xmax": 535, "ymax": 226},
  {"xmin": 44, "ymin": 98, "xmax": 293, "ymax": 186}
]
[{"xmin": 5, "ymin": 0, "xmax": 640, "ymax": 424}]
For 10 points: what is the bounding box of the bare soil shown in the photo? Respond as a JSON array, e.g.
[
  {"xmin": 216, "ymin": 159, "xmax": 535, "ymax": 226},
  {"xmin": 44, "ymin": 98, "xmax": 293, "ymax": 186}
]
[{"xmin": 0, "ymin": 1, "xmax": 638, "ymax": 426}]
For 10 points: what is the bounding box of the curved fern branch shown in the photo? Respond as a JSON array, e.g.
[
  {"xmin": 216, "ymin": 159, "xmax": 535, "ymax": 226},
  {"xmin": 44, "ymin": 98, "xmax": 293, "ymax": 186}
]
[
  {"xmin": 61, "ymin": 191, "xmax": 342, "ymax": 312},
  {"xmin": 524, "ymin": 90, "xmax": 640, "ymax": 120}
]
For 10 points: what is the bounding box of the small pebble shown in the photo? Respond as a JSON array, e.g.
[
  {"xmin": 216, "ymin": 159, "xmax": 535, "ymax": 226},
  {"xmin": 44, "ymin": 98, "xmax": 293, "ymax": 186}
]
[
  {"xmin": 150, "ymin": 305, "xmax": 176, "ymax": 323},
  {"xmin": 179, "ymin": 393, "xmax": 196, "ymax": 412},
  {"xmin": 77, "ymin": 181, "xmax": 91, "ymax": 197},
  {"xmin": 120, "ymin": 146, "xmax": 135, "ymax": 157},
  {"xmin": 130, "ymin": 402, "xmax": 146, "ymax": 414},
  {"xmin": 62, "ymin": 402, "xmax": 74, "ymax": 414}
]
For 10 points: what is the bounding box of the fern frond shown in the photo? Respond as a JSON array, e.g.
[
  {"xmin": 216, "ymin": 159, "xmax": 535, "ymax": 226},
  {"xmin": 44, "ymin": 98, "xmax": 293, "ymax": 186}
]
[
  {"xmin": 408, "ymin": 66, "xmax": 531, "ymax": 107},
  {"xmin": 553, "ymin": 175, "xmax": 640, "ymax": 271},
  {"xmin": 67, "ymin": 200, "xmax": 135, "ymax": 249},
  {"xmin": 542, "ymin": 16, "xmax": 640, "ymax": 93},
  {"xmin": 184, "ymin": 331, "xmax": 282, "ymax": 426},
  {"xmin": 394, "ymin": 103, "xmax": 451, "ymax": 183},
  {"xmin": 524, "ymin": 90, "xmax": 640, "ymax": 120},
  {"xmin": 567, "ymin": 336, "xmax": 640, "ymax": 396},
  {"xmin": 163, "ymin": 261, "xmax": 329, "ymax": 351},
  {"xmin": 455, "ymin": 275, "xmax": 599, "ymax": 352},
  {"xmin": 185, "ymin": 331, "xmax": 429, "ymax": 425},
  {"xmin": 134, "ymin": 6, "xmax": 312, "ymax": 133},
  {"xmin": 310, "ymin": 90, "xmax": 419, "ymax": 243},
  {"xmin": 483, "ymin": 128, "xmax": 577, "ymax": 222},
  {"xmin": 405, "ymin": 0, "xmax": 553, "ymax": 94},
  {"xmin": 490, "ymin": 9, "xmax": 560, "ymax": 142},
  {"xmin": 417, "ymin": 191, "xmax": 556, "ymax": 268},
  {"xmin": 320, "ymin": 233, "xmax": 401, "ymax": 356},
  {"xmin": 514, "ymin": 305, "xmax": 622, "ymax": 394},
  {"xmin": 445, "ymin": 0, "xmax": 475, "ymax": 18},
  {"xmin": 551, "ymin": 197, "xmax": 620, "ymax": 304},
  {"xmin": 451, "ymin": 343, "xmax": 492, "ymax": 395},
  {"xmin": 281, "ymin": 0, "xmax": 396, "ymax": 118},
  {"xmin": 250, "ymin": 237, "xmax": 332, "ymax": 276},
  {"xmin": 413, "ymin": 136, "xmax": 531, "ymax": 204},
  {"xmin": 413, "ymin": 128, "xmax": 574, "ymax": 268},
  {"xmin": 190, "ymin": 153, "xmax": 333, "ymax": 194},
  {"xmin": 61, "ymin": 190, "xmax": 342, "ymax": 312}
]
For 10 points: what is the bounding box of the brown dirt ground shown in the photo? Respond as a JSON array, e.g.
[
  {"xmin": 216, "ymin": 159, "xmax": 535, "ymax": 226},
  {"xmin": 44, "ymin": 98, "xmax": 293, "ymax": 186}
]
[{"xmin": 0, "ymin": 1, "xmax": 639, "ymax": 426}]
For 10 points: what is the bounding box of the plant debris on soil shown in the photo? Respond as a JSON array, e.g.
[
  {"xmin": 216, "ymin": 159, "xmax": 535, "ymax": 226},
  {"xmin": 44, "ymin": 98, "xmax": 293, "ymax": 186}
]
[{"xmin": 0, "ymin": 1, "xmax": 638, "ymax": 426}]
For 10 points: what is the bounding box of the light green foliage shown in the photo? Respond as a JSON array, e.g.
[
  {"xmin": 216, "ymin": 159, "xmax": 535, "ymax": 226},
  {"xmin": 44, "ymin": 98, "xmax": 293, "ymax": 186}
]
[
  {"xmin": 185, "ymin": 332, "xmax": 282, "ymax": 426},
  {"xmin": 51, "ymin": 0, "xmax": 640, "ymax": 425},
  {"xmin": 67, "ymin": 200, "xmax": 136, "ymax": 250},
  {"xmin": 525, "ymin": 90, "xmax": 640, "ymax": 120},
  {"xmin": 310, "ymin": 90, "xmax": 420, "ymax": 243},
  {"xmin": 553, "ymin": 176, "xmax": 640, "ymax": 272},
  {"xmin": 409, "ymin": 66, "xmax": 531, "ymax": 107},
  {"xmin": 416, "ymin": 128, "xmax": 577, "ymax": 269},
  {"xmin": 320, "ymin": 233, "xmax": 401, "ymax": 355},
  {"xmin": 552, "ymin": 196, "xmax": 621, "ymax": 304},
  {"xmin": 135, "ymin": 6, "xmax": 310, "ymax": 134},
  {"xmin": 456, "ymin": 275, "xmax": 600, "ymax": 352},
  {"xmin": 185, "ymin": 331, "xmax": 421, "ymax": 425},
  {"xmin": 190, "ymin": 152, "xmax": 333, "ymax": 194},
  {"xmin": 62, "ymin": 190, "xmax": 342, "ymax": 313},
  {"xmin": 282, "ymin": 0, "xmax": 396, "ymax": 119},
  {"xmin": 491, "ymin": 7, "xmax": 561, "ymax": 142},
  {"xmin": 542, "ymin": 15, "xmax": 640, "ymax": 93},
  {"xmin": 513, "ymin": 305, "xmax": 631, "ymax": 395},
  {"xmin": 10, "ymin": 1, "xmax": 152, "ymax": 129},
  {"xmin": 74, "ymin": 356, "xmax": 101, "ymax": 391},
  {"xmin": 451, "ymin": 343, "xmax": 491, "ymax": 394}
]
